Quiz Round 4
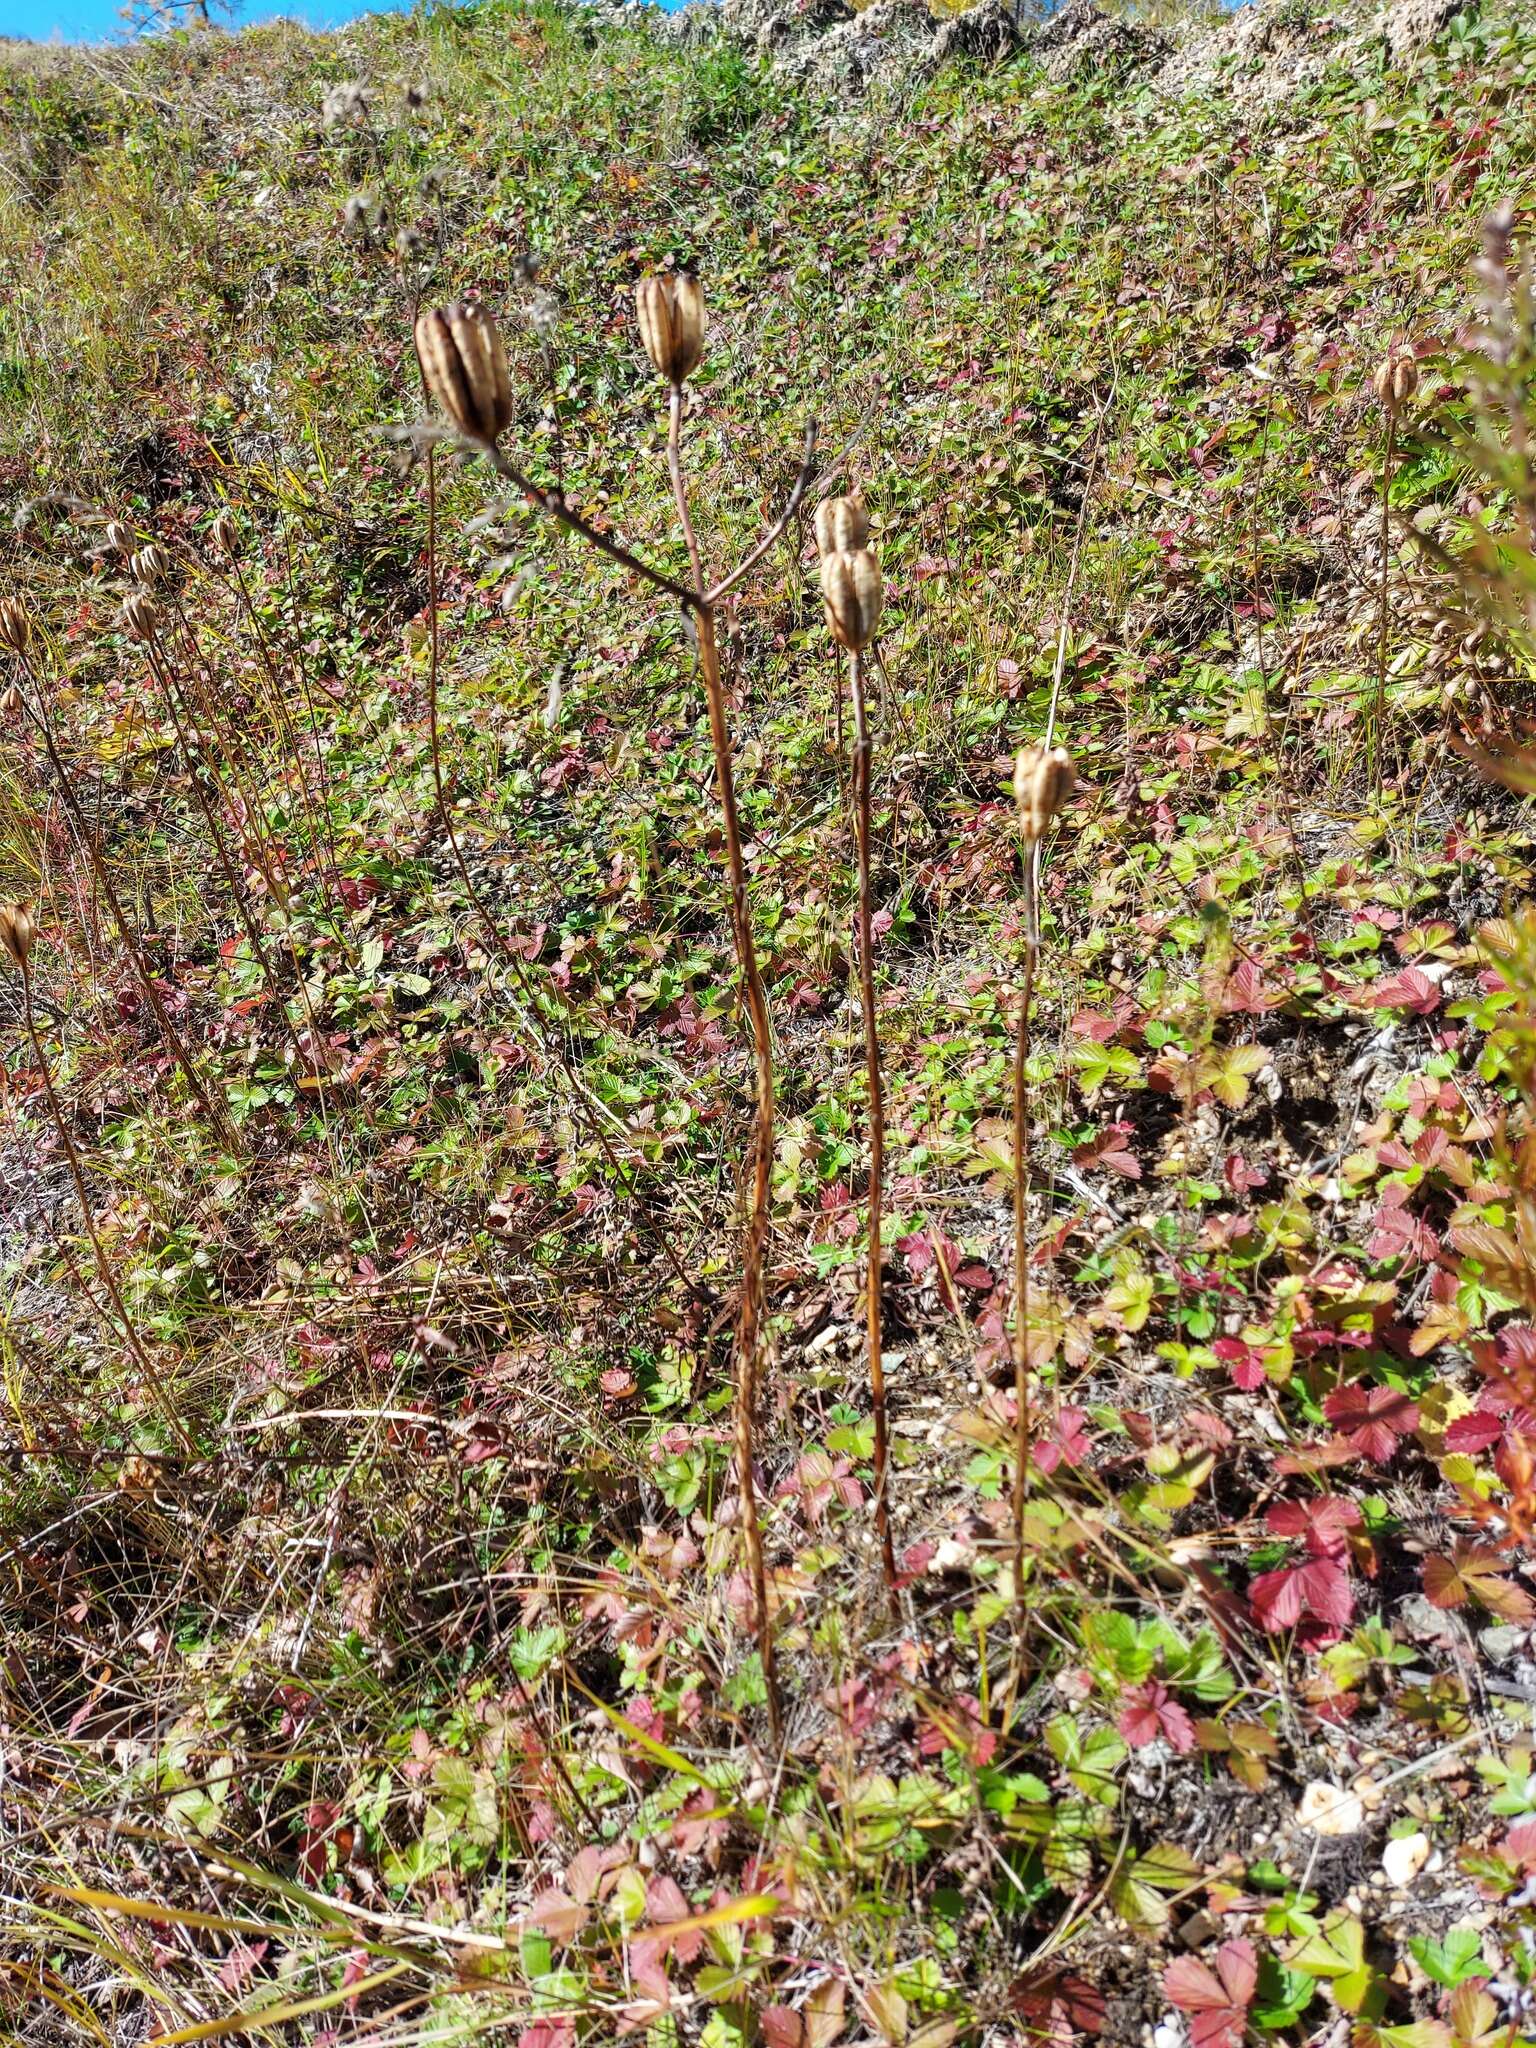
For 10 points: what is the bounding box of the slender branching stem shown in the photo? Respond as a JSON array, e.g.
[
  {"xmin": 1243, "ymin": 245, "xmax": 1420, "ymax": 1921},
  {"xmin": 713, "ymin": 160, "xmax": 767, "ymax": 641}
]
[
  {"xmin": 848, "ymin": 648, "xmax": 897, "ymax": 1608},
  {"xmin": 422, "ymin": 450, "xmax": 698, "ymax": 1301},
  {"xmin": 1010, "ymin": 851, "xmax": 1040, "ymax": 1654},
  {"xmin": 20, "ymin": 964, "xmax": 196, "ymax": 1452},
  {"xmin": 1374, "ymin": 409, "xmax": 1398, "ymax": 803},
  {"xmin": 20, "ymin": 678, "xmax": 237, "ymax": 1150},
  {"xmin": 143, "ymin": 630, "xmax": 304, "ymax": 1060},
  {"xmin": 666, "ymin": 381, "xmax": 781, "ymax": 1746}
]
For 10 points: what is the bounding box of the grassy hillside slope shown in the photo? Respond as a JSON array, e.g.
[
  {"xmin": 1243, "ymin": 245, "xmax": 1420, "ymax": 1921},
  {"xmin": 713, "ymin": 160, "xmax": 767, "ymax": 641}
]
[{"xmin": 5, "ymin": 0, "xmax": 1536, "ymax": 2040}]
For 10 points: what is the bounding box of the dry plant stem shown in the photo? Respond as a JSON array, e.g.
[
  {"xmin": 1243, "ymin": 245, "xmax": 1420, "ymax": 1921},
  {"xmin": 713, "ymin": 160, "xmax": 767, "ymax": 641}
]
[
  {"xmin": 224, "ymin": 552, "xmax": 349, "ymax": 904},
  {"xmin": 666, "ymin": 382, "xmax": 781, "ymax": 1745},
  {"xmin": 848, "ymin": 648, "xmax": 897, "ymax": 1608},
  {"xmin": 142, "ymin": 631, "xmax": 300, "ymax": 1054},
  {"xmin": 21, "ymin": 684, "xmax": 236, "ymax": 1150},
  {"xmin": 1374, "ymin": 409, "xmax": 1398, "ymax": 803},
  {"xmin": 423, "ymin": 453, "xmax": 698, "ymax": 1303},
  {"xmin": 1010, "ymin": 855, "xmax": 1040, "ymax": 1659},
  {"xmin": 20, "ymin": 965, "xmax": 196, "ymax": 1453}
]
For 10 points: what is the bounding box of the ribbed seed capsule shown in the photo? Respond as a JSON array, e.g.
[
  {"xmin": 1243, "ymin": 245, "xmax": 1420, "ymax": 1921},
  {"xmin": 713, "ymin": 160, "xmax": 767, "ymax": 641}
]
[
  {"xmin": 131, "ymin": 545, "xmax": 169, "ymax": 586},
  {"xmin": 123, "ymin": 591, "xmax": 161, "ymax": 641},
  {"xmin": 0, "ymin": 901, "xmax": 36, "ymax": 970},
  {"xmin": 1373, "ymin": 351, "xmax": 1419, "ymax": 412},
  {"xmin": 212, "ymin": 510, "xmax": 239, "ymax": 554},
  {"xmin": 1, "ymin": 682, "xmax": 23, "ymax": 720},
  {"xmin": 105, "ymin": 520, "xmax": 133, "ymax": 555},
  {"xmin": 820, "ymin": 547, "xmax": 883, "ymax": 653},
  {"xmin": 635, "ymin": 273, "xmax": 706, "ymax": 385},
  {"xmin": 1013, "ymin": 745, "xmax": 1076, "ymax": 842},
  {"xmin": 813, "ymin": 495, "xmax": 870, "ymax": 559},
  {"xmin": 413, "ymin": 302, "xmax": 513, "ymax": 446},
  {"xmin": 0, "ymin": 597, "xmax": 32, "ymax": 656}
]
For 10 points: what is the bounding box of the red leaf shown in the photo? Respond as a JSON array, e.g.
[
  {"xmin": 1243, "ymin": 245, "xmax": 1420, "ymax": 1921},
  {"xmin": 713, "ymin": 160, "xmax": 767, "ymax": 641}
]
[
  {"xmin": 1322, "ymin": 1383, "xmax": 1418, "ymax": 1463},
  {"xmin": 1164, "ymin": 1940, "xmax": 1257, "ymax": 2048},
  {"xmin": 1365, "ymin": 966, "xmax": 1442, "ymax": 1015},
  {"xmin": 1250, "ymin": 1555, "xmax": 1352, "ymax": 1634},
  {"xmin": 1266, "ymin": 1495, "xmax": 1361, "ymax": 1559},
  {"xmin": 1424, "ymin": 1544, "xmax": 1535, "ymax": 1622},
  {"xmin": 1117, "ymin": 1679, "xmax": 1195, "ymax": 1754}
]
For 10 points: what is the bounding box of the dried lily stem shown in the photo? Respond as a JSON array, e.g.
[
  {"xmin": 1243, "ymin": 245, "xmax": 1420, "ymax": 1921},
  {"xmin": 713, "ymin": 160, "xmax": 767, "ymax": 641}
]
[
  {"xmin": 848, "ymin": 646, "xmax": 897, "ymax": 1608},
  {"xmin": 18, "ymin": 960, "xmax": 196, "ymax": 1452},
  {"xmin": 667, "ymin": 380, "xmax": 781, "ymax": 1746}
]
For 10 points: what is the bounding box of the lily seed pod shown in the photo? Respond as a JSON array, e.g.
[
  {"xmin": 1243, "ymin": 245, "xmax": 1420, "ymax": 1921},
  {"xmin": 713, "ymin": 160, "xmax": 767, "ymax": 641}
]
[
  {"xmin": 1014, "ymin": 745, "xmax": 1075, "ymax": 841},
  {"xmin": 123, "ymin": 590, "xmax": 161, "ymax": 641},
  {"xmin": 1373, "ymin": 351, "xmax": 1419, "ymax": 412},
  {"xmin": 0, "ymin": 596, "xmax": 31, "ymax": 656},
  {"xmin": 212, "ymin": 509, "xmax": 239, "ymax": 554},
  {"xmin": 0, "ymin": 900, "xmax": 36, "ymax": 971},
  {"xmin": 131, "ymin": 544, "xmax": 169, "ymax": 586},
  {"xmin": 413, "ymin": 302, "xmax": 513, "ymax": 446},
  {"xmin": 813, "ymin": 495, "xmax": 870, "ymax": 559},
  {"xmin": 820, "ymin": 547, "xmax": 883, "ymax": 653},
  {"xmin": 105, "ymin": 519, "xmax": 133, "ymax": 555},
  {"xmin": 635, "ymin": 272, "xmax": 706, "ymax": 385},
  {"xmin": 1, "ymin": 682, "xmax": 22, "ymax": 721}
]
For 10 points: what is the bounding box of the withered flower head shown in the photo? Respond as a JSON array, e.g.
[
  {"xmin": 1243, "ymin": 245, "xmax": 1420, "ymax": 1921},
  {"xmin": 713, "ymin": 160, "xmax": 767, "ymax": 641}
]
[
  {"xmin": 813, "ymin": 495, "xmax": 870, "ymax": 559},
  {"xmin": 820, "ymin": 547, "xmax": 883, "ymax": 653},
  {"xmin": 0, "ymin": 596, "xmax": 32, "ymax": 657},
  {"xmin": 635, "ymin": 272, "xmax": 706, "ymax": 385},
  {"xmin": 123, "ymin": 591, "xmax": 161, "ymax": 641},
  {"xmin": 413, "ymin": 302, "xmax": 513, "ymax": 447},
  {"xmin": 0, "ymin": 901, "xmax": 36, "ymax": 971},
  {"xmin": 1373, "ymin": 349, "xmax": 1420, "ymax": 412},
  {"xmin": 130, "ymin": 544, "xmax": 169, "ymax": 586},
  {"xmin": 1013, "ymin": 745, "xmax": 1076, "ymax": 842}
]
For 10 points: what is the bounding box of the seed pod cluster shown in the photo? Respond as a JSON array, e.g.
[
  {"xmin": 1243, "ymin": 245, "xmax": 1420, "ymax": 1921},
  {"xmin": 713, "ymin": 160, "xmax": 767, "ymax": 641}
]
[
  {"xmin": 131, "ymin": 544, "xmax": 169, "ymax": 586},
  {"xmin": 636, "ymin": 272, "xmax": 706, "ymax": 386},
  {"xmin": 820, "ymin": 546, "xmax": 883, "ymax": 653},
  {"xmin": 1373, "ymin": 350, "xmax": 1419, "ymax": 412},
  {"xmin": 0, "ymin": 901, "xmax": 36, "ymax": 970},
  {"xmin": 1013, "ymin": 745, "xmax": 1076, "ymax": 842},
  {"xmin": 123, "ymin": 591, "xmax": 161, "ymax": 641},
  {"xmin": 813, "ymin": 494, "xmax": 869, "ymax": 558},
  {"xmin": 414, "ymin": 302, "xmax": 513, "ymax": 446},
  {"xmin": 0, "ymin": 596, "xmax": 32, "ymax": 657}
]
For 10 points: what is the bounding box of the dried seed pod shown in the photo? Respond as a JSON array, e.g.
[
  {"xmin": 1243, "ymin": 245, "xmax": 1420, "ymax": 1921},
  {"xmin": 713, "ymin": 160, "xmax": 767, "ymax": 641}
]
[
  {"xmin": 1373, "ymin": 350, "xmax": 1419, "ymax": 412},
  {"xmin": 0, "ymin": 596, "xmax": 32, "ymax": 656},
  {"xmin": 413, "ymin": 302, "xmax": 512, "ymax": 446},
  {"xmin": 813, "ymin": 495, "xmax": 870, "ymax": 558},
  {"xmin": 123, "ymin": 591, "xmax": 161, "ymax": 641},
  {"xmin": 635, "ymin": 272, "xmax": 706, "ymax": 385},
  {"xmin": 1, "ymin": 681, "xmax": 23, "ymax": 721},
  {"xmin": 211, "ymin": 509, "xmax": 239, "ymax": 554},
  {"xmin": 105, "ymin": 519, "xmax": 134, "ymax": 555},
  {"xmin": 820, "ymin": 547, "xmax": 883, "ymax": 653},
  {"xmin": 1013, "ymin": 744, "xmax": 1076, "ymax": 842},
  {"xmin": 130, "ymin": 544, "xmax": 169, "ymax": 585},
  {"xmin": 0, "ymin": 900, "xmax": 36, "ymax": 970}
]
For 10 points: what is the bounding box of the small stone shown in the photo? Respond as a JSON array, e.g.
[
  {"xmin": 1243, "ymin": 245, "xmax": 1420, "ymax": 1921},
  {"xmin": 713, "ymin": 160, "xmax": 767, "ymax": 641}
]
[
  {"xmin": 1480, "ymin": 1625, "xmax": 1528, "ymax": 1665},
  {"xmin": 1298, "ymin": 1780, "xmax": 1365, "ymax": 1835},
  {"xmin": 1382, "ymin": 1832, "xmax": 1431, "ymax": 1888}
]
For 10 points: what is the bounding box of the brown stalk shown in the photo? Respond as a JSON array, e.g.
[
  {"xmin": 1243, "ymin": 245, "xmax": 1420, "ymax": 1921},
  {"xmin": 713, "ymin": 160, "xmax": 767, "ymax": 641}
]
[
  {"xmin": 847, "ymin": 647, "xmax": 897, "ymax": 1608},
  {"xmin": 1374, "ymin": 403, "xmax": 1398, "ymax": 803},
  {"xmin": 666, "ymin": 380, "xmax": 781, "ymax": 1745},
  {"xmin": 423, "ymin": 447, "xmax": 699, "ymax": 1303},
  {"xmin": 140, "ymin": 626, "xmax": 304, "ymax": 1060},
  {"xmin": 16, "ymin": 671, "xmax": 237, "ymax": 1150},
  {"xmin": 1009, "ymin": 853, "xmax": 1040, "ymax": 1648},
  {"xmin": 17, "ymin": 958, "xmax": 196, "ymax": 1452}
]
